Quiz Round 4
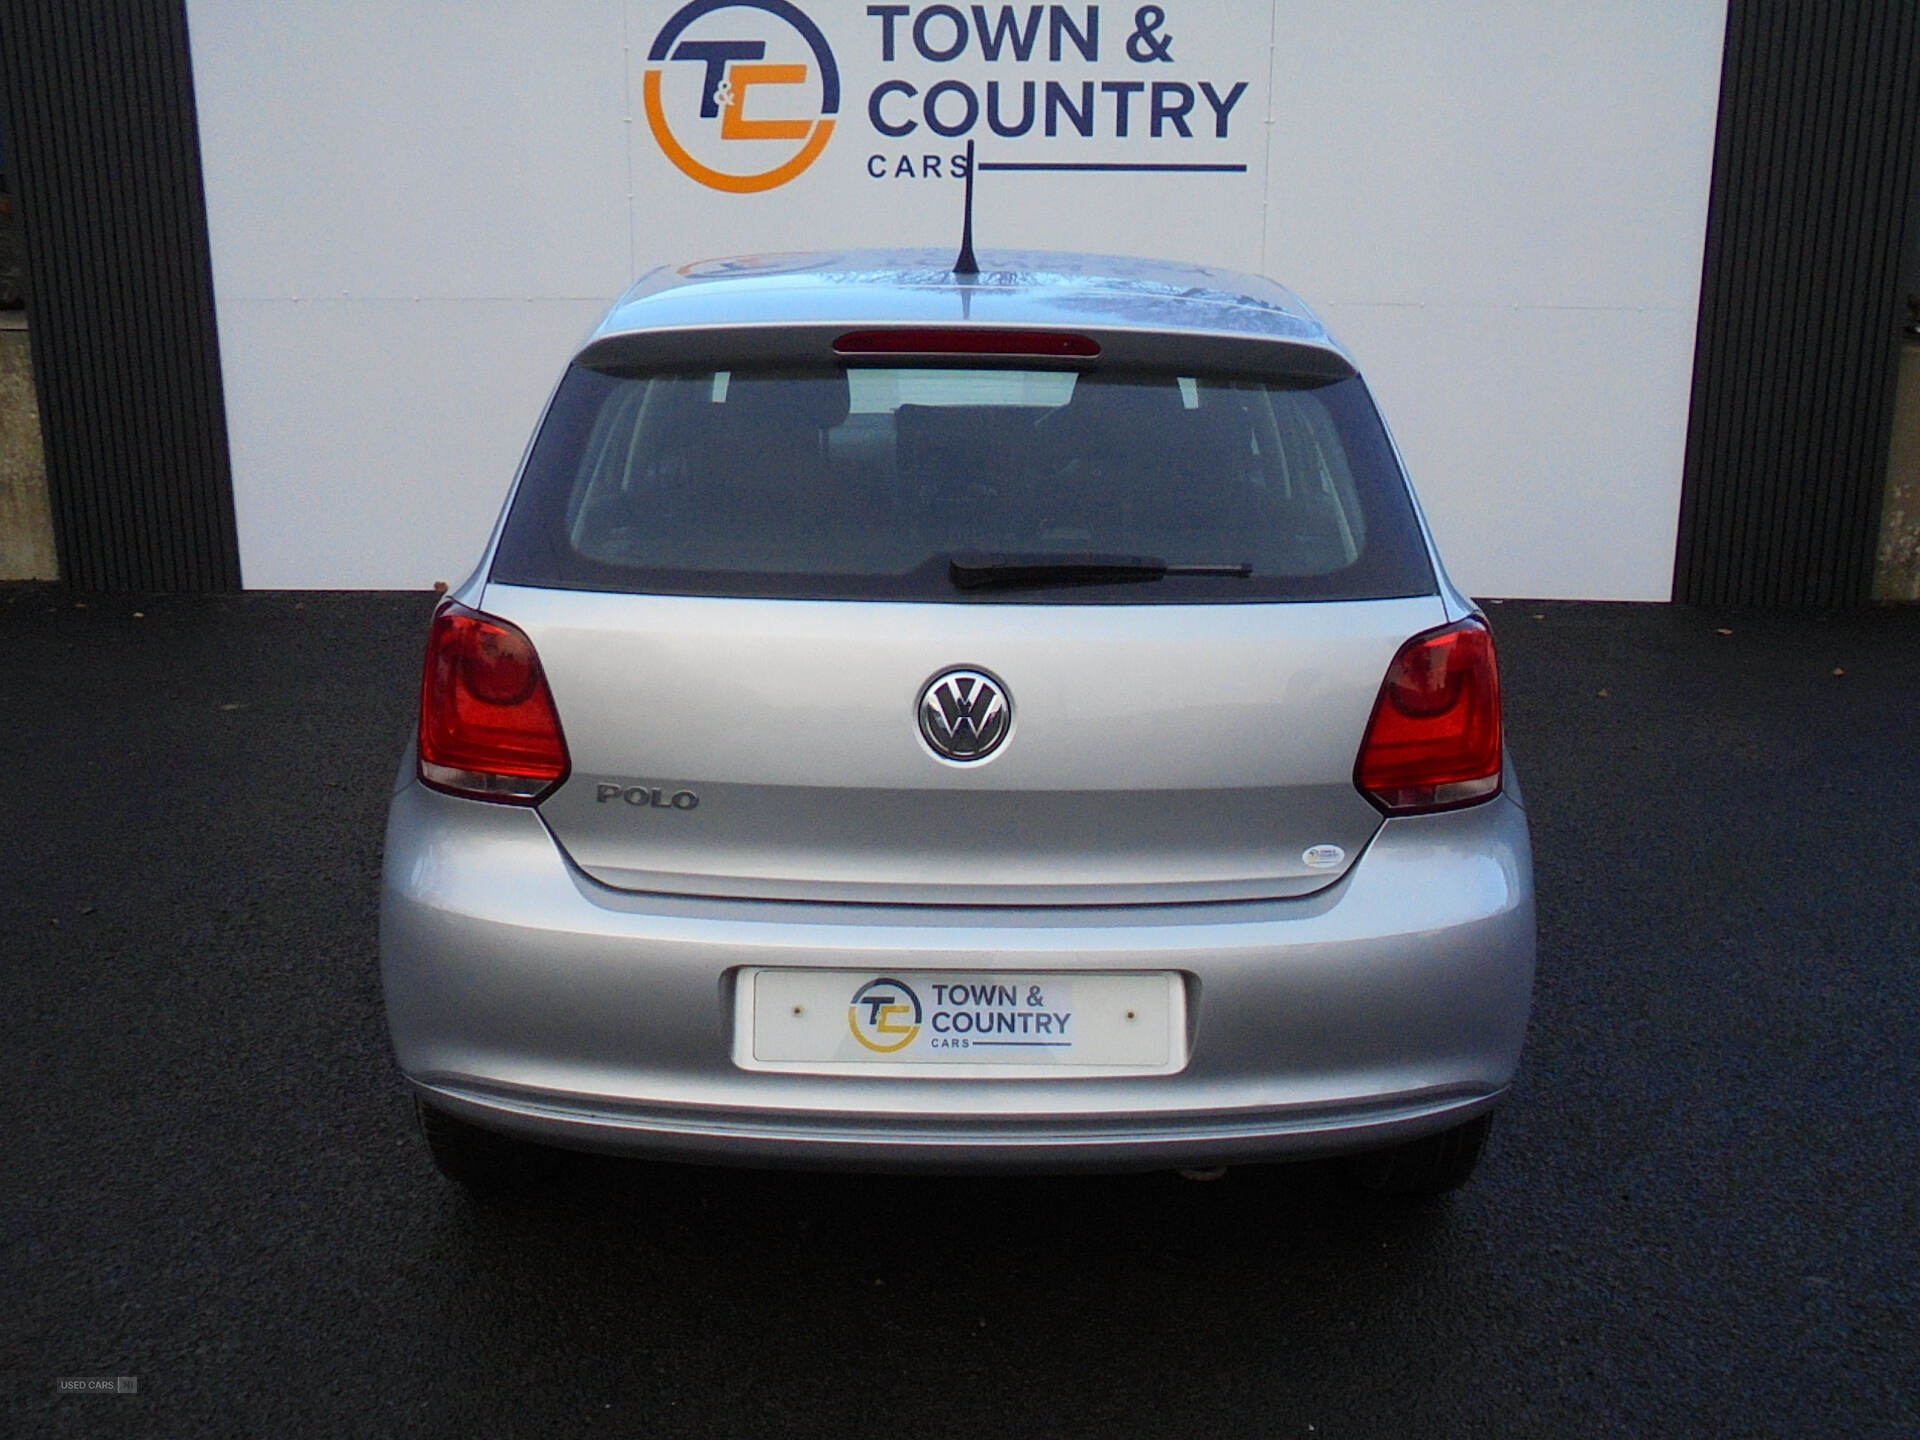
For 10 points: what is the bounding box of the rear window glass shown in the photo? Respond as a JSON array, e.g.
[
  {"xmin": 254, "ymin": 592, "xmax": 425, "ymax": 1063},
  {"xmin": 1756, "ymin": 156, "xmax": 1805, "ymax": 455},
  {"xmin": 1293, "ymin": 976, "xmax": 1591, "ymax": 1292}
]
[{"xmin": 490, "ymin": 364, "xmax": 1435, "ymax": 602}]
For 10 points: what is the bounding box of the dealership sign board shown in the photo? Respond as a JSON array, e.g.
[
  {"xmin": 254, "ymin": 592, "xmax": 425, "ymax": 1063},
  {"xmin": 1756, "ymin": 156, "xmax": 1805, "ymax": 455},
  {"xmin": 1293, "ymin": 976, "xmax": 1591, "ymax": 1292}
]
[{"xmin": 187, "ymin": 0, "xmax": 1726, "ymax": 597}]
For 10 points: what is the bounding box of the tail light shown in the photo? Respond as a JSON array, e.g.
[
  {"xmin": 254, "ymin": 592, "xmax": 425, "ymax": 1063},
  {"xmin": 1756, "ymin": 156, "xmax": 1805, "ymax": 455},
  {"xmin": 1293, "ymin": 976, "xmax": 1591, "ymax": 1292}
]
[
  {"xmin": 418, "ymin": 602, "xmax": 569, "ymax": 803},
  {"xmin": 1355, "ymin": 618, "xmax": 1503, "ymax": 814}
]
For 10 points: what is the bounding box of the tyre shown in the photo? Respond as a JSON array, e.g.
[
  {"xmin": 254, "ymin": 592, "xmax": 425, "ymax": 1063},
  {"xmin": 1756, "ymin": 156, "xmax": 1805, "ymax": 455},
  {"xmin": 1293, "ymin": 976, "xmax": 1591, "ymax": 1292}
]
[
  {"xmin": 414, "ymin": 1098, "xmax": 558, "ymax": 1193},
  {"xmin": 1343, "ymin": 1111, "xmax": 1494, "ymax": 1198}
]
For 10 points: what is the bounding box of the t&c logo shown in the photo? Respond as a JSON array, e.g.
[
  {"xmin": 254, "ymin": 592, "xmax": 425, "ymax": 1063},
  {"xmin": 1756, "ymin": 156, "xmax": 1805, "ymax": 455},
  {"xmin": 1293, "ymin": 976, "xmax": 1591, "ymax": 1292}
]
[
  {"xmin": 644, "ymin": 0, "xmax": 840, "ymax": 193},
  {"xmin": 848, "ymin": 977, "xmax": 923, "ymax": 1053}
]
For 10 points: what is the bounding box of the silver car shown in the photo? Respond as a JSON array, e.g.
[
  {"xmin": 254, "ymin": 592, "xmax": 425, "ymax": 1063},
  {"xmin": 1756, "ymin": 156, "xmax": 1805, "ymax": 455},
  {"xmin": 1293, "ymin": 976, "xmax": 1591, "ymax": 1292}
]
[{"xmin": 380, "ymin": 250, "xmax": 1534, "ymax": 1196}]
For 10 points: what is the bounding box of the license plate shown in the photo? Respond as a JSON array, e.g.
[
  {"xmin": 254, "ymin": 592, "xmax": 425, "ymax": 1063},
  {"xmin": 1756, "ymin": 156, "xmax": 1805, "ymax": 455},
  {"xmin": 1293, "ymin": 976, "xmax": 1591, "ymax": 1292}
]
[{"xmin": 735, "ymin": 969, "xmax": 1186, "ymax": 1077}]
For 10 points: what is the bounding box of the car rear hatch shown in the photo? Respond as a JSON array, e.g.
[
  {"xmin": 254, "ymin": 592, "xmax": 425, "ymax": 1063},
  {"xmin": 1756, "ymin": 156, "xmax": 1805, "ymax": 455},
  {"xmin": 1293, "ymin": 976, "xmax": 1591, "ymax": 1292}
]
[
  {"xmin": 480, "ymin": 336, "xmax": 1445, "ymax": 905},
  {"xmin": 483, "ymin": 585, "xmax": 1445, "ymax": 904}
]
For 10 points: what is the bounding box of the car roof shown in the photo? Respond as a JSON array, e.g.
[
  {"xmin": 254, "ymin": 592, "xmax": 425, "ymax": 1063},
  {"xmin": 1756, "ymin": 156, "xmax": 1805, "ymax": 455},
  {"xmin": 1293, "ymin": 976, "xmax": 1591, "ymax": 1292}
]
[{"xmin": 588, "ymin": 249, "xmax": 1345, "ymax": 358}]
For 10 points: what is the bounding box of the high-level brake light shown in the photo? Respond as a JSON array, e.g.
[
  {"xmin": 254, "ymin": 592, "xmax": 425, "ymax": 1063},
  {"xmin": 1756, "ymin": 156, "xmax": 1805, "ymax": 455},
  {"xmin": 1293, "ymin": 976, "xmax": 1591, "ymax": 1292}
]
[
  {"xmin": 1355, "ymin": 618, "xmax": 1503, "ymax": 814},
  {"xmin": 833, "ymin": 328, "xmax": 1100, "ymax": 358},
  {"xmin": 418, "ymin": 602, "xmax": 569, "ymax": 804}
]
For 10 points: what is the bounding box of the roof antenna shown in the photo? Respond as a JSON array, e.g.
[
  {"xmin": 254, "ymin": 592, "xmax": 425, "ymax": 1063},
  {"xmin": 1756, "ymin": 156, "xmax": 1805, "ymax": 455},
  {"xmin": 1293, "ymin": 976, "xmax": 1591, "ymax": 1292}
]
[{"xmin": 953, "ymin": 139, "xmax": 980, "ymax": 277}]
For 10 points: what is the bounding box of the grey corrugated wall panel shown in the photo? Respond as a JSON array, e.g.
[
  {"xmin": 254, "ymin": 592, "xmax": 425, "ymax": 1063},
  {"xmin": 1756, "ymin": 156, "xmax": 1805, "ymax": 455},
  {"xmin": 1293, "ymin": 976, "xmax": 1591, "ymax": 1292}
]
[
  {"xmin": 1676, "ymin": 0, "xmax": 1920, "ymax": 607},
  {"xmin": 0, "ymin": 0, "xmax": 239, "ymax": 591}
]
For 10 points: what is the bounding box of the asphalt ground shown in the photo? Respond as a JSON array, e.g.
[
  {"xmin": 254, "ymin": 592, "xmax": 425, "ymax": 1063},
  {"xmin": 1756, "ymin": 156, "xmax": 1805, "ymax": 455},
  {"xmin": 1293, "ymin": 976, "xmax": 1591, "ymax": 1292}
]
[{"xmin": 3, "ymin": 587, "xmax": 1917, "ymax": 1437}]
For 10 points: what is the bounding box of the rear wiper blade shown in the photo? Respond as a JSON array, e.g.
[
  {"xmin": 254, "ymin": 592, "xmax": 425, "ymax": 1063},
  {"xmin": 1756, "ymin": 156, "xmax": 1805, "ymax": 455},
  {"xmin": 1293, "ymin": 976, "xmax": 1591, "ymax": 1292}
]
[{"xmin": 947, "ymin": 552, "xmax": 1253, "ymax": 591}]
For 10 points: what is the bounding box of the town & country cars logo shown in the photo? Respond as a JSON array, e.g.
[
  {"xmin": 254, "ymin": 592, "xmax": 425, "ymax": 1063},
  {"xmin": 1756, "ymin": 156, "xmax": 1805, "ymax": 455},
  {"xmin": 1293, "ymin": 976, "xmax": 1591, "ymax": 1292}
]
[
  {"xmin": 848, "ymin": 975, "xmax": 1076, "ymax": 1054},
  {"xmin": 644, "ymin": 0, "xmax": 840, "ymax": 193},
  {"xmin": 646, "ymin": 5, "xmax": 1257, "ymax": 194},
  {"xmin": 848, "ymin": 976, "xmax": 923, "ymax": 1053}
]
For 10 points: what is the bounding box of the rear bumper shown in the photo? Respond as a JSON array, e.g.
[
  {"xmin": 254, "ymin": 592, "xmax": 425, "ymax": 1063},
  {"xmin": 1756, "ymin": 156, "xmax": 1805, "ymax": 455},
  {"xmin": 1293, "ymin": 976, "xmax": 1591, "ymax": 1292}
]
[{"xmin": 380, "ymin": 782, "xmax": 1534, "ymax": 1172}]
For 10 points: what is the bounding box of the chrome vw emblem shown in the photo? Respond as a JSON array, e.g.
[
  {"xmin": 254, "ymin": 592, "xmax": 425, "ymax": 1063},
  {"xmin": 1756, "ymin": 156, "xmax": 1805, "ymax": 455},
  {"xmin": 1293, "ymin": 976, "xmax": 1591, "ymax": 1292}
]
[{"xmin": 918, "ymin": 668, "xmax": 1011, "ymax": 762}]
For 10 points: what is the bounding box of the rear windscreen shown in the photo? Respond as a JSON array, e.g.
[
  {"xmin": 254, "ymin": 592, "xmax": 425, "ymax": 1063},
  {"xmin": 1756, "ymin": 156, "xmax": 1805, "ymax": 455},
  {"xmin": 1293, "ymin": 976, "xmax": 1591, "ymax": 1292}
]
[{"xmin": 490, "ymin": 364, "xmax": 1436, "ymax": 602}]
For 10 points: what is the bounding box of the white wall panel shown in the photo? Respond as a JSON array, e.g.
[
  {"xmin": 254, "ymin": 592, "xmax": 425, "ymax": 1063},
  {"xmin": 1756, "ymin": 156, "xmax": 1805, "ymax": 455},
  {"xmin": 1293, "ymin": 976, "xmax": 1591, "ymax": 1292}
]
[
  {"xmin": 189, "ymin": 1, "xmax": 630, "ymax": 301},
  {"xmin": 1324, "ymin": 302, "xmax": 1699, "ymax": 600},
  {"xmin": 1266, "ymin": 2, "xmax": 1724, "ymax": 307},
  {"xmin": 1266, "ymin": 1, "xmax": 1724, "ymax": 597},
  {"xmin": 220, "ymin": 298, "xmax": 606, "ymax": 588},
  {"xmin": 188, "ymin": 0, "xmax": 1726, "ymax": 595}
]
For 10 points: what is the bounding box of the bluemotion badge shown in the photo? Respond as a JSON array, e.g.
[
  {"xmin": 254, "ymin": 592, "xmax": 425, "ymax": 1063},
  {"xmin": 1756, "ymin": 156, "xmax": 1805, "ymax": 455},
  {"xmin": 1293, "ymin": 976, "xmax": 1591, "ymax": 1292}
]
[
  {"xmin": 848, "ymin": 976, "xmax": 922, "ymax": 1053},
  {"xmin": 644, "ymin": 0, "xmax": 839, "ymax": 193}
]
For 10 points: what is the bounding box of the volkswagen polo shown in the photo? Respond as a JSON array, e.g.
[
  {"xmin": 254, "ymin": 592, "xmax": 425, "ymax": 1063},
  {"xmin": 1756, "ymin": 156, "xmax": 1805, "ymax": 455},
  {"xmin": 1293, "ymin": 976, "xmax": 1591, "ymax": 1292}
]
[{"xmin": 379, "ymin": 249, "xmax": 1535, "ymax": 1196}]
